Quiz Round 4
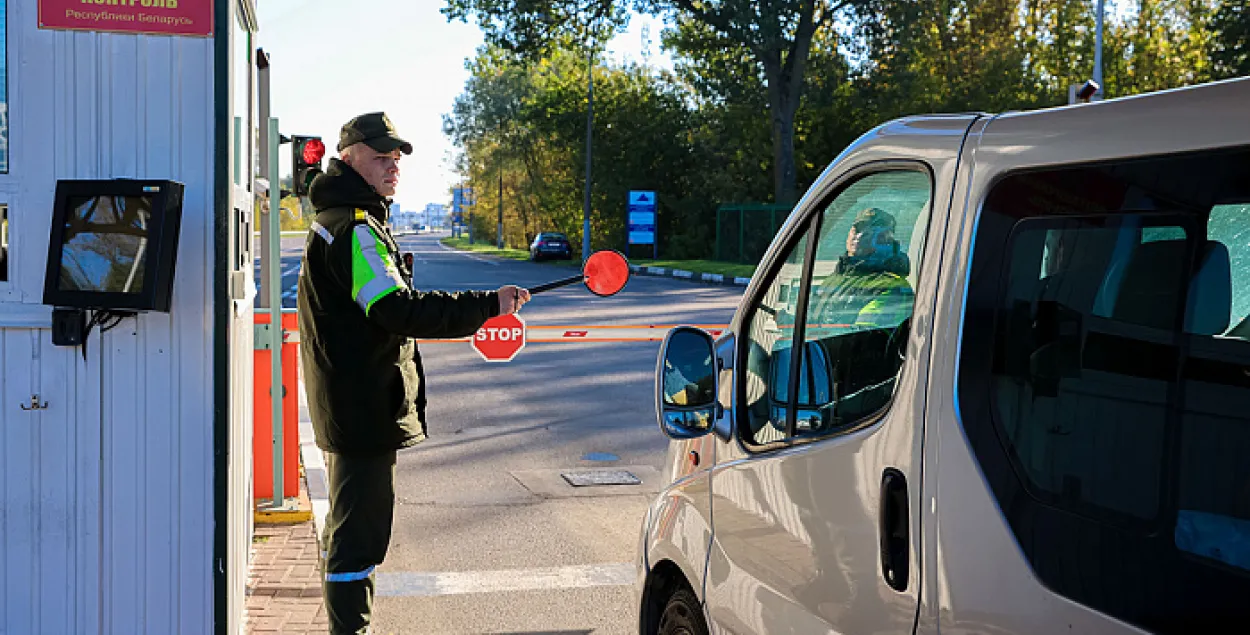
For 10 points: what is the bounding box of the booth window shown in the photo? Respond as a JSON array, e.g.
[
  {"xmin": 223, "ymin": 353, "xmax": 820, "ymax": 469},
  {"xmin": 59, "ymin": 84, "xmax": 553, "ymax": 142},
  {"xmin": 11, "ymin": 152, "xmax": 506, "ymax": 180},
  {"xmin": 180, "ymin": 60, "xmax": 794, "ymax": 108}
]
[
  {"xmin": 0, "ymin": 0, "xmax": 8, "ymax": 173},
  {"xmin": 1, "ymin": 205, "xmax": 8, "ymax": 281}
]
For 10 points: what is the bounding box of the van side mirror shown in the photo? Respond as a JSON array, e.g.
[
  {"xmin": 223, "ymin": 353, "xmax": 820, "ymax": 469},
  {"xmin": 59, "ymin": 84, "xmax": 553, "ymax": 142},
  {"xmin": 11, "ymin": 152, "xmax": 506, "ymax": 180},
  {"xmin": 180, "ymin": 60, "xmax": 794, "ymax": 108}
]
[{"xmin": 656, "ymin": 327, "xmax": 719, "ymax": 439}]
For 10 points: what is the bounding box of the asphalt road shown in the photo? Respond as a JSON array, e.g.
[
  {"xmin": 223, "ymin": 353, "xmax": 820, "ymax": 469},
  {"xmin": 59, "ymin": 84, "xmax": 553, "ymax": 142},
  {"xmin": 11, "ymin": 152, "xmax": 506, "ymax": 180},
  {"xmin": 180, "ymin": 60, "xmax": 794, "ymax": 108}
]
[{"xmin": 262, "ymin": 231, "xmax": 744, "ymax": 634}]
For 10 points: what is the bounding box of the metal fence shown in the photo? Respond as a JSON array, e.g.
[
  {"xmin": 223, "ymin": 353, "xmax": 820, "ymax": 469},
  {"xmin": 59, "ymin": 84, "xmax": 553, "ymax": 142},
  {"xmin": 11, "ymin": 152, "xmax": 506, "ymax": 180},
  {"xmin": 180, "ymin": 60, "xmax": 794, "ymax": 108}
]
[{"xmin": 716, "ymin": 203, "xmax": 792, "ymax": 264}]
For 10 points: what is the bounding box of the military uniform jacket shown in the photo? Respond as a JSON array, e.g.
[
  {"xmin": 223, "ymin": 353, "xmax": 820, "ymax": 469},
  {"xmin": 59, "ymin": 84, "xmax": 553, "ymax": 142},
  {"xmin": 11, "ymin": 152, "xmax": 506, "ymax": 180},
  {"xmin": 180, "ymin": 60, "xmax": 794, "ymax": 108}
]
[{"xmin": 298, "ymin": 159, "xmax": 499, "ymax": 456}]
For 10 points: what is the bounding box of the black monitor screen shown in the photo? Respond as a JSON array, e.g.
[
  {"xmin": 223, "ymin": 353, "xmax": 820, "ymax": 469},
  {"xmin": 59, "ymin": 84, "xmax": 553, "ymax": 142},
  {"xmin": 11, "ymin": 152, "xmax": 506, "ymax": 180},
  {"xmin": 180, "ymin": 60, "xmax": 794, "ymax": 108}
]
[{"xmin": 58, "ymin": 195, "xmax": 152, "ymax": 294}]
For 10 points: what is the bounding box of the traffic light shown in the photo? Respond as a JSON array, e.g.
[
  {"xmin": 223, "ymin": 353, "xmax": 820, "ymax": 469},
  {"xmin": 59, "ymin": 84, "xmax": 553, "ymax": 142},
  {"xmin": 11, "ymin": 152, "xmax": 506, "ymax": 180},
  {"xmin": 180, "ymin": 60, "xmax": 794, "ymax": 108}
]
[{"xmin": 291, "ymin": 135, "xmax": 326, "ymax": 197}]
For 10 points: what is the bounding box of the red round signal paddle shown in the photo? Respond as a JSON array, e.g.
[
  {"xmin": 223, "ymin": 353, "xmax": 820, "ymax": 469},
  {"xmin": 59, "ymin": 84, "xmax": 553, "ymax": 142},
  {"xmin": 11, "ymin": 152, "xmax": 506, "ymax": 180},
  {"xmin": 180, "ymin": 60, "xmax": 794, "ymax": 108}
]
[{"xmin": 529, "ymin": 250, "xmax": 630, "ymax": 297}]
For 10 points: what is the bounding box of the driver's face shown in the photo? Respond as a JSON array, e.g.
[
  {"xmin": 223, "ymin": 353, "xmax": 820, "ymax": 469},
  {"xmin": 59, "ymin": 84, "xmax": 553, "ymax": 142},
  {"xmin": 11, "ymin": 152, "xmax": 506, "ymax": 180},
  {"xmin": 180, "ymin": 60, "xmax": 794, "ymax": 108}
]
[{"xmin": 846, "ymin": 222, "xmax": 894, "ymax": 257}]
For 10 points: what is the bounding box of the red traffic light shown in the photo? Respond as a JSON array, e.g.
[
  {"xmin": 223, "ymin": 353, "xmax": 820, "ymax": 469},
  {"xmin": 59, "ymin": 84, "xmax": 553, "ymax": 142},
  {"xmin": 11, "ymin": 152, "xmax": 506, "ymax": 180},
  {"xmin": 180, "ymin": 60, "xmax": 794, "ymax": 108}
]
[{"xmin": 301, "ymin": 138, "xmax": 326, "ymax": 165}]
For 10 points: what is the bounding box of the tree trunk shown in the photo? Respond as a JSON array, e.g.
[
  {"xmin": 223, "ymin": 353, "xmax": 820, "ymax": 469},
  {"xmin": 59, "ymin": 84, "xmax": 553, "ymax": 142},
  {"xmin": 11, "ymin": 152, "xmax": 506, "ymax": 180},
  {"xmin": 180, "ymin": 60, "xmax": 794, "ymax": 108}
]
[
  {"xmin": 771, "ymin": 95, "xmax": 799, "ymax": 206},
  {"xmin": 759, "ymin": 0, "xmax": 822, "ymax": 206},
  {"xmin": 764, "ymin": 57, "xmax": 800, "ymax": 206}
]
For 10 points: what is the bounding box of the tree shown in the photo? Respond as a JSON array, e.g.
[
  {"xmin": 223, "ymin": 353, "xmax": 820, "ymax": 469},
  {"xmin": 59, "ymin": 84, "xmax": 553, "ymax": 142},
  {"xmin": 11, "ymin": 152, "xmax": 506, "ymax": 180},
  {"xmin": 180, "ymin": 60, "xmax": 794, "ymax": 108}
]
[
  {"xmin": 445, "ymin": 46, "xmax": 716, "ymax": 257},
  {"xmin": 1211, "ymin": 0, "xmax": 1250, "ymax": 79},
  {"xmin": 443, "ymin": 0, "xmax": 862, "ymax": 205}
]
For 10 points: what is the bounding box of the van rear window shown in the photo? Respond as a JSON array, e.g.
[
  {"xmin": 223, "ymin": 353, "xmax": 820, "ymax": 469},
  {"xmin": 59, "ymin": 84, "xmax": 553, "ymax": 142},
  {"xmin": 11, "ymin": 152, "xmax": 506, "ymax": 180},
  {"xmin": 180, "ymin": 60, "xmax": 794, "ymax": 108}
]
[{"xmin": 959, "ymin": 147, "xmax": 1250, "ymax": 632}]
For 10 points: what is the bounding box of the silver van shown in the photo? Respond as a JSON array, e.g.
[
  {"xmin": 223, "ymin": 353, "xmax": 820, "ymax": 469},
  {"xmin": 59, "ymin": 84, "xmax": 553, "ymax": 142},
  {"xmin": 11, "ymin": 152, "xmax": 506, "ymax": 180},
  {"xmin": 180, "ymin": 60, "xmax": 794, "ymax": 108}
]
[{"xmin": 638, "ymin": 77, "xmax": 1250, "ymax": 635}]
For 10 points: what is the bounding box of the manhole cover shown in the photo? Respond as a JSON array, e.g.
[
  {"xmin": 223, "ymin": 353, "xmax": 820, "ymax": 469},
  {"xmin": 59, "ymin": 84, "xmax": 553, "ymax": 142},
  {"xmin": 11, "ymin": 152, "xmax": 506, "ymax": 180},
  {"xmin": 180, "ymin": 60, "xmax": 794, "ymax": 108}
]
[
  {"xmin": 561, "ymin": 469, "xmax": 641, "ymax": 487},
  {"xmin": 581, "ymin": 452, "xmax": 620, "ymax": 462}
]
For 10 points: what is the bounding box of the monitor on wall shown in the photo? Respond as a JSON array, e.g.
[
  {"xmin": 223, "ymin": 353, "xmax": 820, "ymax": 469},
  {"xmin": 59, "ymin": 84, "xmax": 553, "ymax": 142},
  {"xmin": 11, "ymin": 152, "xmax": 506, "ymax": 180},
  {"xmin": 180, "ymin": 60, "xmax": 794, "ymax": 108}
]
[{"xmin": 42, "ymin": 179, "xmax": 185, "ymax": 312}]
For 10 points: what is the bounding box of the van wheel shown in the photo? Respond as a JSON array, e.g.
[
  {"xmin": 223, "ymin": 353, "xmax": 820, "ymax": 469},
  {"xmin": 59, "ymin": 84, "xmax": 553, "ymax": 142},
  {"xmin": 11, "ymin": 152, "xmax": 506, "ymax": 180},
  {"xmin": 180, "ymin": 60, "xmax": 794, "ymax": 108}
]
[{"xmin": 658, "ymin": 588, "xmax": 708, "ymax": 635}]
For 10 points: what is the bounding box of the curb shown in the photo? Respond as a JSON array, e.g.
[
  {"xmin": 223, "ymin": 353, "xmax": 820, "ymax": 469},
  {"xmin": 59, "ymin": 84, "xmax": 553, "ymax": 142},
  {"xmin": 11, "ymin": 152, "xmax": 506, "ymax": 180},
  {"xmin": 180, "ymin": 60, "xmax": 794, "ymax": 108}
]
[
  {"xmin": 298, "ymin": 387, "xmax": 330, "ymax": 548},
  {"xmin": 628, "ymin": 265, "xmax": 750, "ymax": 287},
  {"xmin": 253, "ymin": 477, "xmax": 313, "ymax": 525}
]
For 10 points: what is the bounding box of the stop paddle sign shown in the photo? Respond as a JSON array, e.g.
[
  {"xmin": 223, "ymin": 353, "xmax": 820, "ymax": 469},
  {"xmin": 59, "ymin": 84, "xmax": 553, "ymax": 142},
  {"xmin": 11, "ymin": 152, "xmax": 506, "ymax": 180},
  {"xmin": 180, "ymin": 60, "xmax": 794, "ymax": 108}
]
[{"xmin": 472, "ymin": 313, "xmax": 526, "ymax": 362}]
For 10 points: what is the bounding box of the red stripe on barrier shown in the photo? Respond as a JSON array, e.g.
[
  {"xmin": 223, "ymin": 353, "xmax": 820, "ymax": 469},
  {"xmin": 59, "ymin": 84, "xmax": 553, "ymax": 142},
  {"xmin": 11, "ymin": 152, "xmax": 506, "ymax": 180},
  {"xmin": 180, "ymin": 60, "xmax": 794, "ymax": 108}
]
[{"xmin": 415, "ymin": 324, "xmax": 731, "ymax": 345}]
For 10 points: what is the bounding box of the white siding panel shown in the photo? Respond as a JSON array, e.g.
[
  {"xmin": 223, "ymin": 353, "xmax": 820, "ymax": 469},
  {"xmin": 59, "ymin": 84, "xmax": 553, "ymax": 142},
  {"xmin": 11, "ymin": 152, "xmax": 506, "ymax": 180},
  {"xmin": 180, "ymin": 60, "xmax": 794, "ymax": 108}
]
[
  {"xmin": 36, "ymin": 331, "xmax": 74, "ymax": 635},
  {"xmin": 0, "ymin": 0, "xmax": 220, "ymax": 631},
  {"xmin": 104, "ymin": 330, "xmax": 141, "ymax": 633},
  {"xmin": 74, "ymin": 332, "xmax": 104, "ymax": 635},
  {"xmin": 0, "ymin": 330, "xmax": 94, "ymax": 633},
  {"xmin": 175, "ymin": 34, "xmax": 217, "ymax": 635},
  {"xmin": 1, "ymin": 330, "xmax": 38, "ymax": 631}
]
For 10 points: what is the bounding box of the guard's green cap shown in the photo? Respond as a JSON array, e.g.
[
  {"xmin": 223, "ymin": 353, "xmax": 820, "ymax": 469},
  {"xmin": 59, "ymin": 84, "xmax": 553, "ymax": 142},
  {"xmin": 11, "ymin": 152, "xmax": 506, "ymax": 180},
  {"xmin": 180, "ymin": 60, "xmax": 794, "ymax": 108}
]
[
  {"xmin": 337, "ymin": 112, "xmax": 413, "ymax": 155},
  {"xmin": 853, "ymin": 207, "xmax": 896, "ymax": 231}
]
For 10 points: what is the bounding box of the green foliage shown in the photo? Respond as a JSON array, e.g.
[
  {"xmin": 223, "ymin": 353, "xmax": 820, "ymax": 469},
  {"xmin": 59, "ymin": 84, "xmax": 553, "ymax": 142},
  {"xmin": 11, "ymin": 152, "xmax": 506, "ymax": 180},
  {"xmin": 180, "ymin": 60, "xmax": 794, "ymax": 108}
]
[
  {"xmin": 445, "ymin": 47, "xmax": 723, "ymax": 259},
  {"xmin": 278, "ymin": 196, "xmax": 312, "ymax": 232},
  {"xmin": 1211, "ymin": 0, "xmax": 1250, "ymax": 78},
  {"xmin": 444, "ymin": 0, "xmax": 1237, "ymax": 265}
]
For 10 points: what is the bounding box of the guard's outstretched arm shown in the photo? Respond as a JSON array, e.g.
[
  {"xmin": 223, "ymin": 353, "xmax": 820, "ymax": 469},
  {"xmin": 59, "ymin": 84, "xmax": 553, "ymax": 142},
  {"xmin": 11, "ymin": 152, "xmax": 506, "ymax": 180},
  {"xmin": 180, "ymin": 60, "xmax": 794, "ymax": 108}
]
[
  {"xmin": 341, "ymin": 223, "xmax": 499, "ymax": 339},
  {"xmin": 367, "ymin": 288, "xmax": 499, "ymax": 339}
]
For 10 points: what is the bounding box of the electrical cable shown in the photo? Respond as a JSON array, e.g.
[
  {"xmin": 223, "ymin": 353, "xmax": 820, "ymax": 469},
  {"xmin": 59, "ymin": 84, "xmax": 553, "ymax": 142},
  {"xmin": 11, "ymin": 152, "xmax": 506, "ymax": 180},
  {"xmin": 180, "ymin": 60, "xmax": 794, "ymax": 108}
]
[
  {"xmin": 79, "ymin": 310, "xmax": 138, "ymax": 361},
  {"xmin": 80, "ymin": 310, "xmax": 103, "ymax": 362}
]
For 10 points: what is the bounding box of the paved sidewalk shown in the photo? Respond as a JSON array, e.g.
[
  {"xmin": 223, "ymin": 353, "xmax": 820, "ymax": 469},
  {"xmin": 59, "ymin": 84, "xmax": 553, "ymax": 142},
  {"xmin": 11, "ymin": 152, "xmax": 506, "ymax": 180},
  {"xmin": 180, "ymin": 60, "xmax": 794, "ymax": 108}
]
[{"xmin": 245, "ymin": 511, "xmax": 327, "ymax": 633}]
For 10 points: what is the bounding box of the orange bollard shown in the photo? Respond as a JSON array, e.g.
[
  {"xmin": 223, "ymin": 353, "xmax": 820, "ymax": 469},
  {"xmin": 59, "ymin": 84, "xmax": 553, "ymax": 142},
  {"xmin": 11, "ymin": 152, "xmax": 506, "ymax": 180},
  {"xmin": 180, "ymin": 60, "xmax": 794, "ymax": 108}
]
[{"xmin": 253, "ymin": 309, "xmax": 300, "ymax": 500}]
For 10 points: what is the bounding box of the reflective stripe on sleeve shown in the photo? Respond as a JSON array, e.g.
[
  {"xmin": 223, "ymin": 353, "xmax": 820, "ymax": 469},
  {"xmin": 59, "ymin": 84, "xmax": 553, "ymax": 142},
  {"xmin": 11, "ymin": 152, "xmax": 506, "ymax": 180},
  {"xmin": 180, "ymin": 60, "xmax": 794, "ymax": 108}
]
[
  {"xmin": 311, "ymin": 221, "xmax": 334, "ymax": 245},
  {"xmin": 351, "ymin": 225, "xmax": 405, "ymax": 315},
  {"xmin": 325, "ymin": 565, "xmax": 376, "ymax": 583}
]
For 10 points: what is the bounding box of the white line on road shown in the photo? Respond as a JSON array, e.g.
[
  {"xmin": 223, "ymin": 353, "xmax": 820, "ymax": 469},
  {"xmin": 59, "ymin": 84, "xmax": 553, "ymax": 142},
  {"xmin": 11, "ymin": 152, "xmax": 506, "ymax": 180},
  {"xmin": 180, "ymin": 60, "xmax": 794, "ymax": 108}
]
[
  {"xmin": 376, "ymin": 563, "xmax": 634, "ymax": 598},
  {"xmin": 436, "ymin": 241, "xmax": 500, "ymax": 265}
]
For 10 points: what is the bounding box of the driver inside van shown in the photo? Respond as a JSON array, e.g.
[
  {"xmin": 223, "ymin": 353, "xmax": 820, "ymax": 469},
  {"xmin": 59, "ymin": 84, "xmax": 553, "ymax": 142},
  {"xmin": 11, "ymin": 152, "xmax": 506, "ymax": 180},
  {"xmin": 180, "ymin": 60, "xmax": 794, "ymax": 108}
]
[{"xmin": 810, "ymin": 207, "xmax": 915, "ymax": 331}]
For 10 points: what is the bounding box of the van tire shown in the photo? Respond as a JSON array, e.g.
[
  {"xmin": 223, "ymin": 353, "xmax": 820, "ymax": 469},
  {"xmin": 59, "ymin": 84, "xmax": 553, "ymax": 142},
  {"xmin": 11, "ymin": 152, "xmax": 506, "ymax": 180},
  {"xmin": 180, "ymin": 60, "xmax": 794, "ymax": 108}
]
[{"xmin": 658, "ymin": 588, "xmax": 708, "ymax": 635}]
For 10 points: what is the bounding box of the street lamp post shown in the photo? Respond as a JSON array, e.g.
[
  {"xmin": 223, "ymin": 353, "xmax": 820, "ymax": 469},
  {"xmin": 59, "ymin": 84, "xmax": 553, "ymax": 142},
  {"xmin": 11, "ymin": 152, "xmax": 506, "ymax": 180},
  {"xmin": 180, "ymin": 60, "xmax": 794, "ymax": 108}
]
[
  {"xmin": 582, "ymin": 46, "xmax": 594, "ymax": 261},
  {"xmin": 1093, "ymin": 0, "xmax": 1105, "ymax": 100}
]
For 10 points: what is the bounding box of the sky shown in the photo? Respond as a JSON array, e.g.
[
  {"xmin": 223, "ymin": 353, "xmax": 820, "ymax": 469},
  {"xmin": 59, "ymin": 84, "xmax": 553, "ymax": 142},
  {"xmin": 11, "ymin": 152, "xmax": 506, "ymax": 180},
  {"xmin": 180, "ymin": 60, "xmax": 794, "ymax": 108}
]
[{"xmin": 255, "ymin": 1, "xmax": 671, "ymax": 212}]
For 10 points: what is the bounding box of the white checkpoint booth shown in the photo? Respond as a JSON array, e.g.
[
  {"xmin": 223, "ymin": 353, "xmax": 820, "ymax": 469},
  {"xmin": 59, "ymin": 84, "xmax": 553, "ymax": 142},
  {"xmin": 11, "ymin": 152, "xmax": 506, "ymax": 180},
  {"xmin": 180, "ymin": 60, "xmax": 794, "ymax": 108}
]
[{"xmin": 0, "ymin": 1, "xmax": 262, "ymax": 632}]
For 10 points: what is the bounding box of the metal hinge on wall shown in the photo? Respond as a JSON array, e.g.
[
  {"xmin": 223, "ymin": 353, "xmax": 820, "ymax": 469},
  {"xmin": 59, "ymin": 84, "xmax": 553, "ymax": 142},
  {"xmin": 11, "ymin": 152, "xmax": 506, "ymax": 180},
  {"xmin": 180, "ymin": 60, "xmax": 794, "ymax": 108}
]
[{"xmin": 253, "ymin": 323, "xmax": 300, "ymax": 350}]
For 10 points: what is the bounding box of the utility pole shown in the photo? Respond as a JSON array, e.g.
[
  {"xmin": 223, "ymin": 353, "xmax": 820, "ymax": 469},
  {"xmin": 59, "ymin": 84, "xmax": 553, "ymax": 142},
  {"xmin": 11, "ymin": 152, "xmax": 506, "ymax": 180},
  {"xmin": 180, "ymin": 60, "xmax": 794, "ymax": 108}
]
[
  {"xmin": 497, "ymin": 170, "xmax": 504, "ymax": 249},
  {"xmin": 1093, "ymin": 0, "xmax": 1105, "ymax": 100},
  {"xmin": 582, "ymin": 45, "xmax": 594, "ymax": 261},
  {"xmin": 257, "ymin": 49, "xmax": 273, "ymax": 308}
]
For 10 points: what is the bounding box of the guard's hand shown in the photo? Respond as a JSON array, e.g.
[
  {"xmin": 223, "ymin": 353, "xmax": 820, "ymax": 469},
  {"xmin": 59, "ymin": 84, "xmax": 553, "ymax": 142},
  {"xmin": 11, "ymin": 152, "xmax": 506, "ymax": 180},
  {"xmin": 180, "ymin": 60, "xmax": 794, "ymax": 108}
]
[{"xmin": 498, "ymin": 285, "xmax": 531, "ymax": 315}]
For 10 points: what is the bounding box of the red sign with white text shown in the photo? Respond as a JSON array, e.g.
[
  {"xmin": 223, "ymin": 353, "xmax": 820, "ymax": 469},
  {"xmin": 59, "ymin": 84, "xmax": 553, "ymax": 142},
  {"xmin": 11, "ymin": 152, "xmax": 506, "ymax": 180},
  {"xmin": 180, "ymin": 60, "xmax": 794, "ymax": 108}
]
[
  {"xmin": 472, "ymin": 314, "xmax": 527, "ymax": 362},
  {"xmin": 40, "ymin": 0, "xmax": 213, "ymax": 37}
]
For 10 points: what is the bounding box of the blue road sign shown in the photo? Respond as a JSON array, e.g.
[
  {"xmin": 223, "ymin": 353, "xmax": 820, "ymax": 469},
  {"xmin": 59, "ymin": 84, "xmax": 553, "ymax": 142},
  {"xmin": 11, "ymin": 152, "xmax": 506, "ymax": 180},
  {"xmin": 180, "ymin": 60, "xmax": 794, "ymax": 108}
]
[
  {"xmin": 452, "ymin": 187, "xmax": 475, "ymax": 211},
  {"xmin": 627, "ymin": 190, "xmax": 656, "ymax": 245}
]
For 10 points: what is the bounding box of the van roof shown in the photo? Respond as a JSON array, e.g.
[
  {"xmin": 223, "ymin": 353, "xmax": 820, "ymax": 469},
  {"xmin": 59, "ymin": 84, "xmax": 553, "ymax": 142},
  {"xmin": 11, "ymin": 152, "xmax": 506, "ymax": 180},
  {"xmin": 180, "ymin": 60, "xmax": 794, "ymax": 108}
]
[{"xmin": 976, "ymin": 76, "xmax": 1250, "ymax": 167}]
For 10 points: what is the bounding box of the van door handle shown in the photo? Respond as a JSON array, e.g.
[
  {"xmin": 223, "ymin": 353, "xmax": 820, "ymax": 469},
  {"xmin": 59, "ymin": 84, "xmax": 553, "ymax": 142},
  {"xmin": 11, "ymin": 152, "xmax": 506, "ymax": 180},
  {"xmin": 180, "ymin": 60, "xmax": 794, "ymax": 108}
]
[{"xmin": 879, "ymin": 468, "xmax": 910, "ymax": 592}]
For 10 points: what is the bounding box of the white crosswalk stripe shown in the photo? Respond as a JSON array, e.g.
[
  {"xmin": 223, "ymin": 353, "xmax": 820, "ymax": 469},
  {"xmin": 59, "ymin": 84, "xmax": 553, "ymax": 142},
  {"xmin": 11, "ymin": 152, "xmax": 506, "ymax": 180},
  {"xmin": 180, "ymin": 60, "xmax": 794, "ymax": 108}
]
[{"xmin": 376, "ymin": 563, "xmax": 634, "ymax": 598}]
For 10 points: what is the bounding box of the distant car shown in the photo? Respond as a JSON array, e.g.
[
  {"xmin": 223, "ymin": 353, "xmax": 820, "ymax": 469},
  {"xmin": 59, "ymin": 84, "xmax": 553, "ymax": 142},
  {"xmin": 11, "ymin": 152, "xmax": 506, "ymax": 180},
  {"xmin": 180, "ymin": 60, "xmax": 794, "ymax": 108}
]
[{"xmin": 529, "ymin": 232, "xmax": 573, "ymax": 261}]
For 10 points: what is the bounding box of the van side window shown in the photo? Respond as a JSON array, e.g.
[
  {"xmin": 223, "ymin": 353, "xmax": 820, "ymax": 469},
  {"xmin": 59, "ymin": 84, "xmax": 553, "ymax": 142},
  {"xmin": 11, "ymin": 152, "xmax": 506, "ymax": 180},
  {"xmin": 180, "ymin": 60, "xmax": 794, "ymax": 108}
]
[
  {"xmin": 741, "ymin": 169, "xmax": 932, "ymax": 446},
  {"xmin": 799, "ymin": 171, "xmax": 930, "ymax": 437},
  {"xmin": 742, "ymin": 228, "xmax": 810, "ymax": 445},
  {"xmin": 959, "ymin": 148, "xmax": 1250, "ymax": 633}
]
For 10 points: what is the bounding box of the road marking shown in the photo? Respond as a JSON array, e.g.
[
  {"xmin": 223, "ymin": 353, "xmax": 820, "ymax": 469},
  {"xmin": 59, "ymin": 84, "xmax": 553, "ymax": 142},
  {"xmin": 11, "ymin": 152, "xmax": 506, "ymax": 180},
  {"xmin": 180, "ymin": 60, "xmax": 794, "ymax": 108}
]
[
  {"xmin": 376, "ymin": 563, "xmax": 634, "ymax": 598},
  {"xmin": 436, "ymin": 241, "xmax": 500, "ymax": 265}
]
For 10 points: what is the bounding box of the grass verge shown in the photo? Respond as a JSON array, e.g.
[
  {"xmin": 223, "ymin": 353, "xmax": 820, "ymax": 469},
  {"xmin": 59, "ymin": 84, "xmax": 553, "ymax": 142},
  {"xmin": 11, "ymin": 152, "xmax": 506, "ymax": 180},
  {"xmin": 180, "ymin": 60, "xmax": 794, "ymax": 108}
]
[
  {"xmin": 440, "ymin": 236, "xmax": 533, "ymax": 262},
  {"xmin": 631, "ymin": 259, "xmax": 756, "ymax": 279}
]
